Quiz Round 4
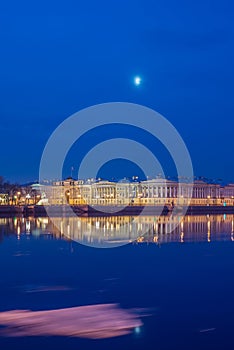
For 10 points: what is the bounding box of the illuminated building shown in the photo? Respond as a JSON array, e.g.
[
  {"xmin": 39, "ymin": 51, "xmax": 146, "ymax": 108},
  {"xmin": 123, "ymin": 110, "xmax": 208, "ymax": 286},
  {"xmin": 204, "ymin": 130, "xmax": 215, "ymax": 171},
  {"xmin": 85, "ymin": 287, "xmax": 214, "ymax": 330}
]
[{"xmin": 39, "ymin": 177, "xmax": 234, "ymax": 207}]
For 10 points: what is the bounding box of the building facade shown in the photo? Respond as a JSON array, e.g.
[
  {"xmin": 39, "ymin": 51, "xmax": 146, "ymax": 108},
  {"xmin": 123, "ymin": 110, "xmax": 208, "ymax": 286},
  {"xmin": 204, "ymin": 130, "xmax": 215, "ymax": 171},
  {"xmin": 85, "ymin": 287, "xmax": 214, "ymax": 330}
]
[{"xmin": 41, "ymin": 178, "xmax": 234, "ymax": 206}]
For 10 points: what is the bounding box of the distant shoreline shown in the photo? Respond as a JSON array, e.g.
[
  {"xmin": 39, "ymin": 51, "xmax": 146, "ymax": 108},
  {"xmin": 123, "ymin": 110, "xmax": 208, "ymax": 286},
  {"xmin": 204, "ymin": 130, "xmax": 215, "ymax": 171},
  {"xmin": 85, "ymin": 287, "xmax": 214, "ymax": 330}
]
[{"xmin": 0, "ymin": 204, "xmax": 234, "ymax": 217}]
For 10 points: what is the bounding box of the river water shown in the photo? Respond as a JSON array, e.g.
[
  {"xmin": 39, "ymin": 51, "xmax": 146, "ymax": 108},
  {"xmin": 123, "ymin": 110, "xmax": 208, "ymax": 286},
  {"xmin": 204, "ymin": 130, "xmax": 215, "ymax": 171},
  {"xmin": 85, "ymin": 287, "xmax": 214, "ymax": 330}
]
[{"xmin": 0, "ymin": 214, "xmax": 234, "ymax": 349}]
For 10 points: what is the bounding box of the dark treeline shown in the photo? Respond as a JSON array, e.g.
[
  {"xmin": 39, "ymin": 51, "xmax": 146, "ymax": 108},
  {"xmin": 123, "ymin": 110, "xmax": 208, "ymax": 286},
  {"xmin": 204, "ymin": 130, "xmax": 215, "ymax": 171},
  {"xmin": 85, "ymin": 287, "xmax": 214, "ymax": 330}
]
[{"xmin": 0, "ymin": 176, "xmax": 21, "ymax": 194}]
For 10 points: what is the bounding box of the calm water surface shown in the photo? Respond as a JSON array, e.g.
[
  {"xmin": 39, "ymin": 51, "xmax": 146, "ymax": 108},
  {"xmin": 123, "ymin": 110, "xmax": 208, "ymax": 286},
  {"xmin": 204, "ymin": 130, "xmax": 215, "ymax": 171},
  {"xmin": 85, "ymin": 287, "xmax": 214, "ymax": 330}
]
[{"xmin": 0, "ymin": 215, "xmax": 234, "ymax": 349}]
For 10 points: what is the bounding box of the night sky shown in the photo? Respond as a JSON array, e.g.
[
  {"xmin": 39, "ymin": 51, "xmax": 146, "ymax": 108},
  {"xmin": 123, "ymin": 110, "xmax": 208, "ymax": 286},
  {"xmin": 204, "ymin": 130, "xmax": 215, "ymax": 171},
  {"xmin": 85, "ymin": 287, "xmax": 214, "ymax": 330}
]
[{"xmin": 0, "ymin": 0, "xmax": 234, "ymax": 183}]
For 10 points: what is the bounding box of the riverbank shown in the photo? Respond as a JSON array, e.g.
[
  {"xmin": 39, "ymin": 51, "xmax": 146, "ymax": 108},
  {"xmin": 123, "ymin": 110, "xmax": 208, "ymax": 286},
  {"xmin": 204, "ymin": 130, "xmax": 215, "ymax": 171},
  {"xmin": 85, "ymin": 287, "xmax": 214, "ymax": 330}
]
[{"xmin": 1, "ymin": 204, "xmax": 234, "ymax": 217}]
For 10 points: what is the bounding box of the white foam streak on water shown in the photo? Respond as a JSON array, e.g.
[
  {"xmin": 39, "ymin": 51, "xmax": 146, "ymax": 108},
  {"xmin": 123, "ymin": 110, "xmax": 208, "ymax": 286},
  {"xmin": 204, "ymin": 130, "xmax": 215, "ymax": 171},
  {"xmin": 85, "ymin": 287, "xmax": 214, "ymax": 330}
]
[{"xmin": 0, "ymin": 304, "xmax": 143, "ymax": 339}]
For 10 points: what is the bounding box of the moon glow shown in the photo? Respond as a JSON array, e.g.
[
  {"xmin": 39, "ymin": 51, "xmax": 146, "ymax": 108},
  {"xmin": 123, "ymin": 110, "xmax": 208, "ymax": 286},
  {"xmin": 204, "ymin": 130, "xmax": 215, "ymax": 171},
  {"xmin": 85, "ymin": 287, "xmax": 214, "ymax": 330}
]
[{"xmin": 134, "ymin": 76, "xmax": 142, "ymax": 86}]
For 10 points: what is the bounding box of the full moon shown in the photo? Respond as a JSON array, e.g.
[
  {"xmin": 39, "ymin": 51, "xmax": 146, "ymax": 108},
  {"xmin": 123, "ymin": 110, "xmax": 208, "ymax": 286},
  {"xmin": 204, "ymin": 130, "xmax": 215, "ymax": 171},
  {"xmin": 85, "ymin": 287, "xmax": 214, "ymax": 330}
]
[{"xmin": 134, "ymin": 76, "xmax": 142, "ymax": 86}]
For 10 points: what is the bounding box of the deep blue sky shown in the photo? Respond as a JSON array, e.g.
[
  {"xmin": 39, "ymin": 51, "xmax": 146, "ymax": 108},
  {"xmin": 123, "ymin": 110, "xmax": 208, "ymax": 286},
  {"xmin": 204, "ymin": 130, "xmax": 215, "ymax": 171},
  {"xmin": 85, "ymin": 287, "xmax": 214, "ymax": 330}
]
[{"xmin": 0, "ymin": 0, "xmax": 234, "ymax": 183}]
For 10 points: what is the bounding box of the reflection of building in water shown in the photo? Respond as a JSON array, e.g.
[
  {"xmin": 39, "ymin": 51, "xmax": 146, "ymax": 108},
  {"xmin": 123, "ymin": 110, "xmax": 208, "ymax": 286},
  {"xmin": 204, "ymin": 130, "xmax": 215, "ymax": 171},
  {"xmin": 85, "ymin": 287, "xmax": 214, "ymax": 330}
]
[
  {"xmin": 140, "ymin": 214, "xmax": 234, "ymax": 244},
  {"xmin": 0, "ymin": 215, "xmax": 234, "ymax": 244},
  {"xmin": 0, "ymin": 217, "xmax": 61, "ymax": 240},
  {"xmin": 41, "ymin": 178, "xmax": 234, "ymax": 207}
]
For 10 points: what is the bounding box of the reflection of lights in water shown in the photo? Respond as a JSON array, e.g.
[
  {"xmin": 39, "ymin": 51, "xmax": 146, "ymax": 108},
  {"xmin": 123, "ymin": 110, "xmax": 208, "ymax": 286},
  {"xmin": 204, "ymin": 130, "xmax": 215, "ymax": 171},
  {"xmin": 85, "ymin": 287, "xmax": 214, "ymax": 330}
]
[
  {"xmin": 5, "ymin": 214, "xmax": 234, "ymax": 245},
  {"xmin": 207, "ymin": 220, "xmax": 211, "ymax": 242},
  {"xmin": 207, "ymin": 231, "xmax": 211, "ymax": 243},
  {"xmin": 31, "ymin": 229, "xmax": 41, "ymax": 237},
  {"xmin": 17, "ymin": 226, "xmax": 20, "ymax": 239},
  {"xmin": 26, "ymin": 221, "xmax": 30, "ymax": 234},
  {"xmin": 180, "ymin": 232, "xmax": 184, "ymax": 243},
  {"xmin": 38, "ymin": 218, "xmax": 49, "ymax": 226},
  {"xmin": 67, "ymin": 224, "xmax": 70, "ymax": 237},
  {"xmin": 60, "ymin": 221, "xmax": 64, "ymax": 234}
]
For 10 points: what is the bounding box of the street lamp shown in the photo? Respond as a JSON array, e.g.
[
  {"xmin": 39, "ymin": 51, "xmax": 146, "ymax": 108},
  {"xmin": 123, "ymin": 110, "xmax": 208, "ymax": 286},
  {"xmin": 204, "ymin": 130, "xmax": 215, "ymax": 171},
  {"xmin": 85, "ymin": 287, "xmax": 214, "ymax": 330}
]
[
  {"xmin": 17, "ymin": 192, "xmax": 21, "ymax": 205},
  {"xmin": 25, "ymin": 194, "xmax": 31, "ymax": 205}
]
